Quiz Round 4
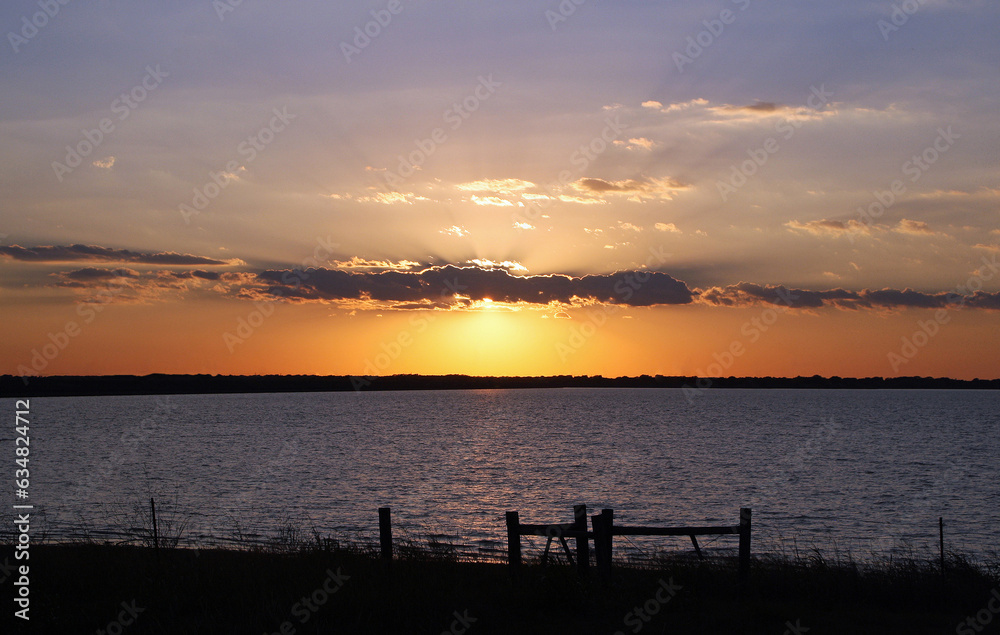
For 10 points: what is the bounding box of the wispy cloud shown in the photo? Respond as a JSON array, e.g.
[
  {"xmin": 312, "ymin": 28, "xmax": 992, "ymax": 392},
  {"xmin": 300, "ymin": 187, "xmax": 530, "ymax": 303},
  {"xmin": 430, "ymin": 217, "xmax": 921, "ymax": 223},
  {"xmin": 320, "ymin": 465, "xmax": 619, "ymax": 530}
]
[
  {"xmin": 456, "ymin": 178, "xmax": 536, "ymax": 194},
  {"xmin": 573, "ymin": 176, "xmax": 688, "ymax": 201},
  {"xmin": 654, "ymin": 222, "xmax": 682, "ymax": 233},
  {"xmin": 0, "ymin": 244, "xmax": 240, "ymax": 266}
]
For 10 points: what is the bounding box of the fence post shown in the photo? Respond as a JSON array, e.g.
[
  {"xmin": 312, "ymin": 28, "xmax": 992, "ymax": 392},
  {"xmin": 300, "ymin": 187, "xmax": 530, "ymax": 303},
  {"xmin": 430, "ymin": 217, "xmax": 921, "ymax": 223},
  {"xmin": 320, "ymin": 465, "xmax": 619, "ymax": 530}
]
[
  {"xmin": 378, "ymin": 507, "xmax": 393, "ymax": 562},
  {"xmin": 590, "ymin": 512, "xmax": 604, "ymax": 578},
  {"xmin": 738, "ymin": 507, "xmax": 751, "ymax": 587},
  {"xmin": 573, "ymin": 504, "xmax": 589, "ymax": 577},
  {"xmin": 506, "ymin": 511, "xmax": 521, "ymax": 576},
  {"xmin": 939, "ymin": 517, "xmax": 945, "ymax": 580},
  {"xmin": 150, "ymin": 497, "xmax": 160, "ymax": 561},
  {"xmin": 592, "ymin": 508, "xmax": 613, "ymax": 583}
]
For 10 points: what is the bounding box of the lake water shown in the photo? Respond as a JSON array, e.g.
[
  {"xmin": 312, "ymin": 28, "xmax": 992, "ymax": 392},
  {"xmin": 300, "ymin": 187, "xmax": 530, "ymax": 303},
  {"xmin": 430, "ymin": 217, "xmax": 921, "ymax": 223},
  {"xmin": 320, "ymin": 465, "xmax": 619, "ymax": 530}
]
[{"xmin": 6, "ymin": 388, "xmax": 1000, "ymax": 562}]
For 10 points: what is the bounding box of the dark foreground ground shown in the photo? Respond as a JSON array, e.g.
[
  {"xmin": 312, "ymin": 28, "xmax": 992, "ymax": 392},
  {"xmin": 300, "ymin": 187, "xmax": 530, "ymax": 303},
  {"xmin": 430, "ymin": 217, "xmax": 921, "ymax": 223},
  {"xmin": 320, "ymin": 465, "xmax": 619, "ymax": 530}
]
[{"xmin": 2, "ymin": 543, "xmax": 998, "ymax": 634}]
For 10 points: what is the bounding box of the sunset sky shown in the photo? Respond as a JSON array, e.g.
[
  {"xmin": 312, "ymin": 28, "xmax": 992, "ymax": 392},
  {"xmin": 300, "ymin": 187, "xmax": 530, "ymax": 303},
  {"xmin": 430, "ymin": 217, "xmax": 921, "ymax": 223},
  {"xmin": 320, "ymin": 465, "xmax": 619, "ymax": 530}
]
[{"xmin": 1, "ymin": 0, "xmax": 998, "ymax": 379}]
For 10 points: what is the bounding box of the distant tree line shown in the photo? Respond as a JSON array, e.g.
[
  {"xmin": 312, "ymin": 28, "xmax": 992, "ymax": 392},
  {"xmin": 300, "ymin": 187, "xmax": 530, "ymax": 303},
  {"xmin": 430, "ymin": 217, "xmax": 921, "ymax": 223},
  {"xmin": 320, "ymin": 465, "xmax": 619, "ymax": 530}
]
[{"xmin": 3, "ymin": 373, "xmax": 999, "ymax": 397}]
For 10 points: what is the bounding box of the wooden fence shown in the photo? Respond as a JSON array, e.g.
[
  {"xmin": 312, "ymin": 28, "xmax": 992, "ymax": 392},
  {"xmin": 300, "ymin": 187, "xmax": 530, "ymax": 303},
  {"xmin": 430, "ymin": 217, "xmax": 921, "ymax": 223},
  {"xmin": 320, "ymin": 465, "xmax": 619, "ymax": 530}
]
[
  {"xmin": 375, "ymin": 505, "xmax": 752, "ymax": 585},
  {"xmin": 506, "ymin": 506, "xmax": 752, "ymax": 584}
]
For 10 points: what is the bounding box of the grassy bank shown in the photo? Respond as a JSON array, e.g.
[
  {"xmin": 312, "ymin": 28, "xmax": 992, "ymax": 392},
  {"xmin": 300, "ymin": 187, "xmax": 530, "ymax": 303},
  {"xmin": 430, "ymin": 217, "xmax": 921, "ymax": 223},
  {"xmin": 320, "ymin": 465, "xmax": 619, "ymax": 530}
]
[{"xmin": 3, "ymin": 539, "xmax": 998, "ymax": 634}]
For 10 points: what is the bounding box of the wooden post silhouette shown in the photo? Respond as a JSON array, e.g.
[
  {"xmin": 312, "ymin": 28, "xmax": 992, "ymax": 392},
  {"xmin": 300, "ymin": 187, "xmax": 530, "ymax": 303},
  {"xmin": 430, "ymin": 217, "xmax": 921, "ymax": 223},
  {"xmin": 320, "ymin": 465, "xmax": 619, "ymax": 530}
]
[
  {"xmin": 378, "ymin": 507, "xmax": 393, "ymax": 562},
  {"xmin": 592, "ymin": 508, "xmax": 614, "ymax": 583},
  {"xmin": 573, "ymin": 504, "xmax": 589, "ymax": 576},
  {"xmin": 738, "ymin": 507, "xmax": 751, "ymax": 587},
  {"xmin": 939, "ymin": 517, "xmax": 945, "ymax": 579},
  {"xmin": 506, "ymin": 511, "xmax": 521, "ymax": 576},
  {"xmin": 150, "ymin": 497, "xmax": 160, "ymax": 561}
]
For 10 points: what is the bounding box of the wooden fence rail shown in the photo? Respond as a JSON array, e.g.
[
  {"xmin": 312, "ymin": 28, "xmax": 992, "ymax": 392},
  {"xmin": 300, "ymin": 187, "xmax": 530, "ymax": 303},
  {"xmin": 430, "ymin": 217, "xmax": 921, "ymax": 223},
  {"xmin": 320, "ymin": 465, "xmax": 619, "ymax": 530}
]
[
  {"xmin": 377, "ymin": 505, "xmax": 751, "ymax": 587},
  {"xmin": 506, "ymin": 504, "xmax": 592, "ymax": 577},
  {"xmin": 507, "ymin": 506, "xmax": 752, "ymax": 586}
]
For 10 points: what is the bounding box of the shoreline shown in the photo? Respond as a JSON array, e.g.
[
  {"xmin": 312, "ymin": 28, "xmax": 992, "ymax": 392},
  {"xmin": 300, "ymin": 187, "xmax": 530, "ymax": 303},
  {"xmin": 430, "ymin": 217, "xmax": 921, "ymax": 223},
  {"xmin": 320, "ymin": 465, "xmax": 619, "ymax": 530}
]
[
  {"xmin": 5, "ymin": 373, "xmax": 1000, "ymax": 397},
  {"xmin": 5, "ymin": 539, "xmax": 998, "ymax": 634}
]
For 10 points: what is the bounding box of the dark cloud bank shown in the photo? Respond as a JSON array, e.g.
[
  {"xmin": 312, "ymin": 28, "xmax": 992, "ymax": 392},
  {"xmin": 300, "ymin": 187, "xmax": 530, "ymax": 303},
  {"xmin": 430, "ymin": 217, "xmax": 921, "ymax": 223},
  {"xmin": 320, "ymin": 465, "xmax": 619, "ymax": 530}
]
[
  {"xmin": 0, "ymin": 244, "xmax": 231, "ymax": 266},
  {"xmin": 251, "ymin": 267, "xmax": 1000, "ymax": 311}
]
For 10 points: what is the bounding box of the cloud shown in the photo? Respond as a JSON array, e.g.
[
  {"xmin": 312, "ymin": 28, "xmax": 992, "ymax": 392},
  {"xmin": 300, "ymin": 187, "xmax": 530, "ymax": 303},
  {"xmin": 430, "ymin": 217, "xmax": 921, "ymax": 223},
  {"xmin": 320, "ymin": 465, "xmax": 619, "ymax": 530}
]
[
  {"xmin": 57, "ymin": 267, "xmax": 140, "ymax": 283},
  {"xmin": 44, "ymin": 260, "xmax": 1000, "ymax": 315},
  {"xmin": 574, "ymin": 176, "xmax": 688, "ymax": 201},
  {"xmin": 894, "ymin": 219, "xmax": 938, "ymax": 235},
  {"xmin": 354, "ymin": 191, "xmax": 428, "ymax": 205},
  {"xmin": 655, "ymin": 222, "xmax": 681, "ymax": 233},
  {"xmin": 785, "ymin": 219, "xmax": 873, "ymax": 237},
  {"xmin": 168, "ymin": 270, "xmax": 222, "ymax": 281},
  {"xmin": 250, "ymin": 265, "xmax": 695, "ymax": 308},
  {"xmin": 644, "ymin": 98, "xmax": 708, "ymax": 113},
  {"xmin": 456, "ymin": 178, "xmax": 536, "ymax": 194},
  {"xmin": 558, "ymin": 195, "xmax": 605, "ymax": 205},
  {"xmin": 706, "ymin": 100, "xmax": 835, "ymax": 124},
  {"xmin": 513, "ymin": 221, "xmax": 535, "ymax": 230},
  {"xmin": 613, "ymin": 137, "xmax": 656, "ymax": 151},
  {"xmin": 237, "ymin": 263, "xmax": 1000, "ymax": 313},
  {"xmin": 469, "ymin": 195, "xmax": 514, "ymax": 207},
  {"xmin": 331, "ymin": 257, "xmax": 422, "ymax": 271},
  {"xmin": 786, "ymin": 219, "xmax": 944, "ymax": 239},
  {"xmin": 440, "ymin": 225, "xmax": 470, "ymax": 237},
  {"xmin": 642, "ymin": 96, "xmax": 836, "ymax": 128},
  {"xmin": 92, "ymin": 156, "xmax": 115, "ymax": 169},
  {"xmin": 468, "ymin": 259, "xmax": 528, "ymax": 273},
  {"xmin": 697, "ymin": 282, "xmax": 1000, "ymax": 311},
  {"xmin": 46, "ymin": 267, "xmax": 225, "ymax": 304},
  {"xmin": 697, "ymin": 282, "xmax": 858, "ymax": 309},
  {"xmin": 0, "ymin": 244, "xmax": 238, "ymax": 266},
  {"xmin": 741, "ymin": 101, "xmax": 780, "ymax": 112}
]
